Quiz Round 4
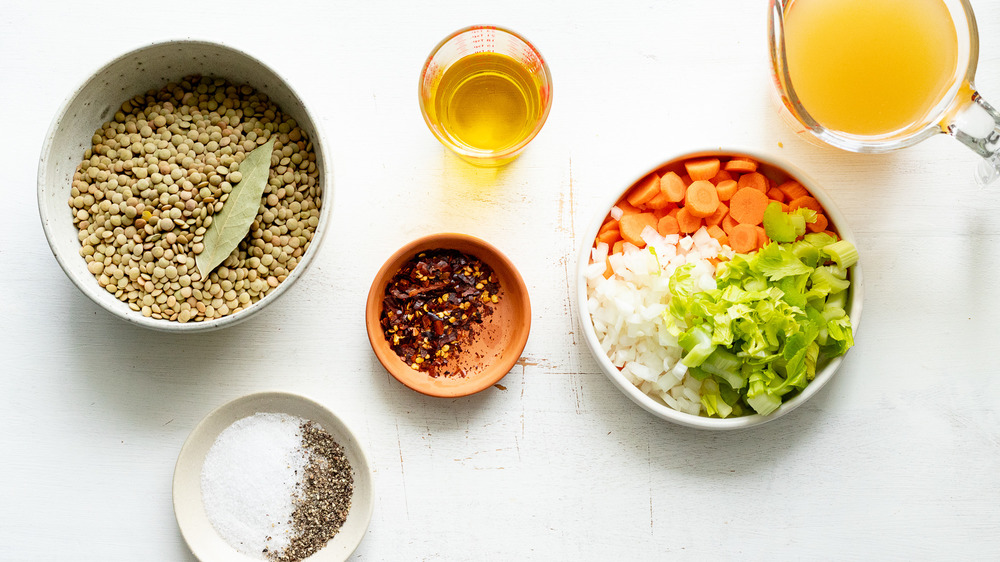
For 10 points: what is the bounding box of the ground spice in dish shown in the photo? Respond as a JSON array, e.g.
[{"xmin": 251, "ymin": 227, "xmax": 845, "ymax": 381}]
[
  {"xmin": 271, "ymin": 421, "xmax": 353, "ymax": 562},
  {"xmin": 380, "ymin": 249, "xmax": 501, "ymax": 377},
  {"xmin": 201, "ymin": 413, "xmax": 353, "ymax": 562}
]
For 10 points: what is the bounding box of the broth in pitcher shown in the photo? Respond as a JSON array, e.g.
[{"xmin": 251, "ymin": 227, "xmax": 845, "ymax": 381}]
[{"xmin": 783, "ymin": 0, "xmax": 959, "ymax": 136}]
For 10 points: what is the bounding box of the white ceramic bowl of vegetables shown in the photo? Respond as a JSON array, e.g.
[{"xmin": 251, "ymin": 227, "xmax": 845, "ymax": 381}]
[
  {"xmin": 37, "ymin": 40, "xmax": 331, "ymax": 332},
  {"xmin": 577, "ymin": 149, "xmax": 863, "ymax": 430}
]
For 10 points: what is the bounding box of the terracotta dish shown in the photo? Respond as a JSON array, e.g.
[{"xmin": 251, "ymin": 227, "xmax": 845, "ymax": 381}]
[{"xmin": 366, "ymin": 233, "xmax": 531, "ymax": 397}]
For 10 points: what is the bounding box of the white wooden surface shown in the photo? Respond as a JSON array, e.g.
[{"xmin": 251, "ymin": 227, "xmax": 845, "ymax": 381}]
[{"xmin": 3, "ymin": 1, "xmax": 1000, "ymax": 560}]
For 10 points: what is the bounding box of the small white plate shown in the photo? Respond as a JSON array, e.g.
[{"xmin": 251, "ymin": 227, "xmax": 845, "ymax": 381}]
[{"xmin": 173, "ymin": 392, "xmax": 374, "ymax": 561}]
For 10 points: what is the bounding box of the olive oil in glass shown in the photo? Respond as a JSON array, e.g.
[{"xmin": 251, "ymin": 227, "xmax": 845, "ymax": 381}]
[{"xmin": 432, "ymin": 52, "xmax": 543, "ymax": 154}]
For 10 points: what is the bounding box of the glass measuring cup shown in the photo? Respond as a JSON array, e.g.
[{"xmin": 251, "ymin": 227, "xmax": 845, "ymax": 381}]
[
  {"xmin": 768, "ymin": 0, "xmax": 1000, "ymax": 185},
  {"xmin": 419, "ymin": 25, "xmax": 553, "ymax": 167}
]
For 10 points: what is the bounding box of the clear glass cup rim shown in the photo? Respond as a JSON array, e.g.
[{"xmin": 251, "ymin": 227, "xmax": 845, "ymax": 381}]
[
  {"xmin": 418, "ymin": 24, "xmax": 554, "ymax": 161},
  {"xmin": 768, "ymin": 0, "xmax": 980, "ymax": 153}
]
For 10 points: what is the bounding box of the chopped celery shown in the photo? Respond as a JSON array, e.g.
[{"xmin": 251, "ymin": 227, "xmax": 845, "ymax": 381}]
[
  {"xmin": 697, "ymin": 348, "xmax": 746, "ymax": 390},
  {"xmin": 756, "ymin": 243, "xmax": 813, "ymax": 280},
  {"xmin": 804, "ymin": 341, "xmax": 820, "ymax": 381},
  {"xmin": 826, "ymin": 290, "xmax": 848, "ymax": 311},
  {"xmin": 823, "ymin": 239, "xmax": 859, "ymax": 268},
  {"xmin": 810, "ymin": 266, "xmax": 851, "ymax": 296},
  {"xmin": 700, "ymin": 379, "xmax": 734, "ymax": 418},
  {"xmin": 686, "ymin": 367, "xmax": 711, "ymax": 381},
  {"xmin": 804, "ymin": 231, "xmax": 837, "ymax": 249},
  {"xmin": 679, "ymin": 323, "xmax": 716, "ymax": 367},
  {"xmin": 746, "ymin": 391, "xmax": 782, "ymax": 416},
  {"xmin": 661, "ymin": 228, "xmax": 856, "ymax": 416},
  {"xmin": 793, "ymin": 208, "xmax": 817, "ymax": 237},
  {"xmin": 791, "ymin": 239, "xmax": 821, "ymax": 265},
  {"xmin": 764, "ymin": 203, "xmax": 817, "ymax": 243},
  {"xmin": 763, "ymin": 202, "xmax": 797, "ymax": 243}
]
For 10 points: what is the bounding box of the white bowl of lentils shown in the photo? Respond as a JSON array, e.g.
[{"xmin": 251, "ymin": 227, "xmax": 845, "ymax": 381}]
[{"xmin": 38, "ymin": 40, "xmax": 330, "ymax": 332}]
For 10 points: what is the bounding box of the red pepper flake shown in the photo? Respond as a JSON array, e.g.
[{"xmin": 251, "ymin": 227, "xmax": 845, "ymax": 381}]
[{"xmin": 380, "ymin": 249, "xmax": 500, "ymax": 377}]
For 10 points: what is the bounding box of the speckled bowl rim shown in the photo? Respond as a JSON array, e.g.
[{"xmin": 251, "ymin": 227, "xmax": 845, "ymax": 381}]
[
  {"xmin": 365, "ymin": 233, "xmax": 532, "ymax": 398},
  {"xmin": 575, "ymin": 148, "xmax": 864, "ymax": 430},
  {"xmin": 172, "ymin": 391, "xmax": 374, "ymax": 561},
  {"xmin": 37, "ymin": 39, "xmax": 332, "ymax": 333}
]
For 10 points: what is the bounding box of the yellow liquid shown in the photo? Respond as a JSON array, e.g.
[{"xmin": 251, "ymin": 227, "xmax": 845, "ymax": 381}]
[
  {"xmin": 783, "ymin": 0, "xmax": 959, "ymax": 136},
  {"xmin": 432, "ymin": 52, "xmax": 542, "ymax": 153}
]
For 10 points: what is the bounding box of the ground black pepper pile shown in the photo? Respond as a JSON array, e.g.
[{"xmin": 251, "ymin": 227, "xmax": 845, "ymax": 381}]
[
  {"xmin": 266, "ymin": 421, "xmax": 353, "ymax": 562},
  {"xmin": 380, "ymin": 249, "xmax": 501, "ymax": 377}
]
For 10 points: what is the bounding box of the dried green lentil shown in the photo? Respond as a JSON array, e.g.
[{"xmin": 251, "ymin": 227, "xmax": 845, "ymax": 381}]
[{"xmin": 68, "ymin": 75, "xmax": 322, "ymax": 322}]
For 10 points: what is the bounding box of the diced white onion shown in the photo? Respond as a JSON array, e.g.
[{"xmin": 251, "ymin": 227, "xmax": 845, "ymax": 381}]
[{"xmin": 586, "ymin": 232, "xmax": 724, "ymax": 415}]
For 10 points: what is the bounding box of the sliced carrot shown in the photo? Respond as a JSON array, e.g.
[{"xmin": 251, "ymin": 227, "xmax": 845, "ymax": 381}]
[
  {"xmin": 729, "ymin": 187, "xmax": 770, "ymax": 225},
  {"xmin": 612, "ymin": 240, "xmax": 624, "ymax": 255},
  {"xmin": 807, "ymin": 213, "xmax": 829, "ymax": 233},
  {"xmin": 788, "ymin": 196, "xmax": 823, "ymax": 213},
  {"xmin": 676, "ymin": 207, "xmax": 703, "ymax": 234},
  {"xmin": 603, "ymin": 258, "xmax": 614, "ymax": 279},
  {"xmin": 766, "ymin": 187, "xmax": 786, "ymax": 203},
  {"xmin": 711, "ymin": 170, "xmax": 734, "ymax": 184},
  {"xmin": 684, "ymin": 157, "xmax": 721, "ymax": 182},
  {"xmin": 652, "ymin": 205, "xmax": 672, "ymax": 219},
  {"xmin": 706, "ymin": 202, "xmax": 729, "ymax": 227},
  {"xmin": 619, "ymin": 212, "xmax": 658, "ymax": 247},
  {"xmin": 737, "ymin": 172, "xmax": 768, "ymax": 193},
  {"xmin": 657, "ymin": 215, "xmax": 680, "ymax": 236},
  {"xmin": 646, "ymin": 191, "xmax": 674, "ymax": 210},
  {"xmin": 776, "ymin": 180, "xmax": 809, "ymax": 201},
  {"xmin": 596, "ymin": 228, "xmax": 621, "ymax": 246},
  {"xmin": 598, "ymin": 218, "xmax": 618, "ymax": 235},
  {"xmin": 679, "ymin": 174, "xmax": 693, "ymax": 187},
  {"xmin": 722, "ymin": 214, "xmax": 739, "ymax": 235},
  {"xmin": 615, "ymin": 199, "xmax": 641, "ymax": 216},
  {"xmin": 755, "ymin": 225, "xmax": 770, "ymax": 249},
  {"xmin": 715, "ymin": 179, "xmax": 738, "ymax": 201},
  {"xmin": 660, "ymin": 171, "xmax": 687, "ymax": 203},
  {"xmin": 626, "ymin": 174, "xmax": 662, "ymax": 207},
  {"xmin": 730, "ymin": 223, "xmax": 758, "ymax": 253},
  {"xmin": 724, "ymin": 156, "xmax": 758, "ymax": 174},
  {"xmin": 667, "ymin": 207, "xmax": 680, "ymax": 219},
  {"xmin": 707, "ymin": 224, "xmax": 727, "ymax": 243},
  {"xmin": 684, "ymin": 180, "xmax": 720, "ymax": 218}
]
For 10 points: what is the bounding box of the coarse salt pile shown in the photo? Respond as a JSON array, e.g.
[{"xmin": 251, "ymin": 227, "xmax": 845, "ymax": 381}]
[
  {"xmin": 585, "ymin": 225, "xmax": 734, "ymax": 415},
  {"xmin": 201, "ymin": 413, "xmax": 308, "ymax": 558}
]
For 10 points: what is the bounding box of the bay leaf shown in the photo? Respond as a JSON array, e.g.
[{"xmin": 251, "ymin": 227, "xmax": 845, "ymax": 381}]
[{"xmin": 196, "ymin": 137, "xmax": 275, "ymax": 278}]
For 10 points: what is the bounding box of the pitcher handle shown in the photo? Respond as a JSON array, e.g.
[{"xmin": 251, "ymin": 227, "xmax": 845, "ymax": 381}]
[{"xmin": 949, "ymin": 88, "xmax": 1000, "ymax": 185}]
